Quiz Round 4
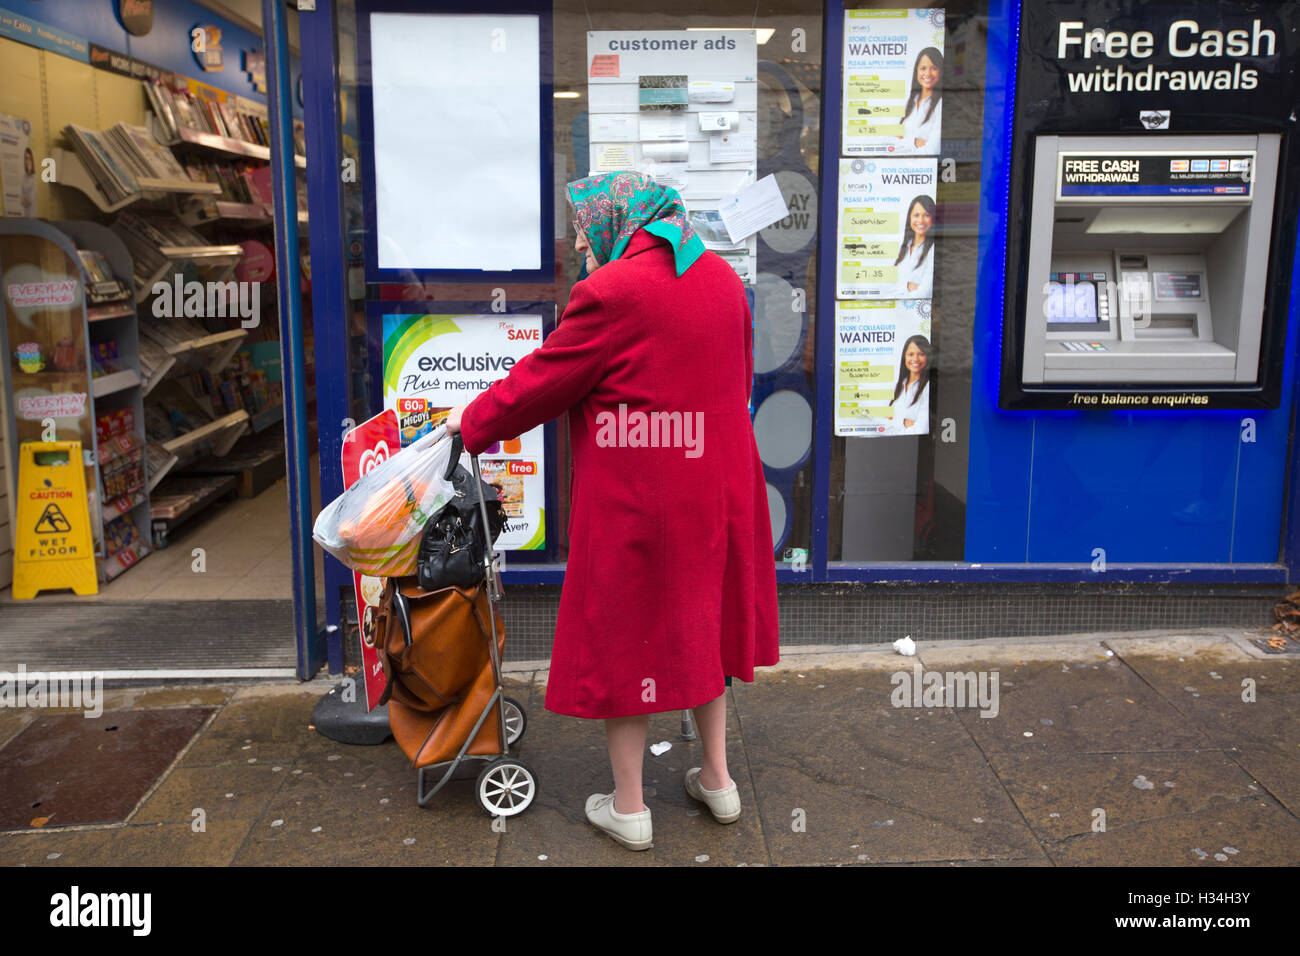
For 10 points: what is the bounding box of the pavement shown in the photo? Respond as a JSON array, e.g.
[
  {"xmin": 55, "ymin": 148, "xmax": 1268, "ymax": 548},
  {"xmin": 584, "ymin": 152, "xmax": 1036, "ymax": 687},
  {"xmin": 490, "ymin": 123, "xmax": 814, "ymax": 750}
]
[{"xmin": 0, "ymin": 628, "xmax": 1297, "ymax": 867}]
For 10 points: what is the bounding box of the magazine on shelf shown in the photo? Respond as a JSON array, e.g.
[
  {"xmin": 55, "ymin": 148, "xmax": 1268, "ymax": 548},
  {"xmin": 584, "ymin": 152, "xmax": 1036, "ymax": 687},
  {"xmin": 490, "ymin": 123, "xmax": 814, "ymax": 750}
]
[
  {"xmin": 116, "ymin": 123, "xmax": 190, "ymax": 181},
  {"xmin": 64, "ymin": 124, "xmax": 137, "ymax": 204}
]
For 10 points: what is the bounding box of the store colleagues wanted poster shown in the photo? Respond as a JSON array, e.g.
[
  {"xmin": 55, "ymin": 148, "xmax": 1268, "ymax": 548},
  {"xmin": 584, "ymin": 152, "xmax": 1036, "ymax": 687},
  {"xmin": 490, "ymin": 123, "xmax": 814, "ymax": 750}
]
[
  {"xmin": 382, "ymin": 313, "xmax": 546, "ymax": 551},
  {"xmin": 834, "ymin": 299, "xmax": 932, "ymax": 438},
  {"xmin": 843, "ymin": 8, "xmax": 946, "ymax": 156}
]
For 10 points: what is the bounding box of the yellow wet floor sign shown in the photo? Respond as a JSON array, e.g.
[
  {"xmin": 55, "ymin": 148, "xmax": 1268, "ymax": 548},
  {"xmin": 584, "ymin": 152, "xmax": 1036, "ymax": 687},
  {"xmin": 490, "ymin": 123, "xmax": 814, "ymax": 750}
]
[{"xmin": 13, "ymin": 441, "xmax": 98, "ymax": 599}]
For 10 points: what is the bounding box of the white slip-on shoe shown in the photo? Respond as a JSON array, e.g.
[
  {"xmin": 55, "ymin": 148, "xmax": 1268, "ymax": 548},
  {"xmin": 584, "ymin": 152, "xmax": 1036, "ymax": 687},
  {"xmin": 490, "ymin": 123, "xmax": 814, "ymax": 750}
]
[
  {"xmin": 684, "ymin": 768, "xmax": 742, "ymax": 824},
  {"xmin": 585, "ymin": 792, "xmax": 653, "ymax": 850}
]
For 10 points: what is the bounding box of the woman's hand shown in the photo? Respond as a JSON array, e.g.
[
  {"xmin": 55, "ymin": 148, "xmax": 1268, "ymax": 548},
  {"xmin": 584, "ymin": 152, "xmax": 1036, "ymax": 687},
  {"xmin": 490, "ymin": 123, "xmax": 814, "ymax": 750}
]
[
  {"xmin": 445, "ymin": 405, "xmax": 465, "ymax": 436},
  {"xmin": 904, "ymin": 418, "xmax": 916, "ymax": 429},
  {"xmin": 914, "ymin": 137, "xmax": 927, "ymax": 149},
  {"xmin": 907, "ymin": 281, "xmax": 919, "ymax": 292}
]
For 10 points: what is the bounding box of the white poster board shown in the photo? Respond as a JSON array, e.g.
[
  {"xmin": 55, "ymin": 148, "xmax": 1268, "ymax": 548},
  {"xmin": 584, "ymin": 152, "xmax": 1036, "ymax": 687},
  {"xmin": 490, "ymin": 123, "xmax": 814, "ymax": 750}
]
[
  {"xmin": 842, "ymin": 9, "xmax": 946, "ymax": 157},
  {"xmin": 370, "ymin": 13, "xmax": 541, "ymax": 272},
  {"xmin": 586, "ymin": 30, "xmax": 760, "ymax": 283}
]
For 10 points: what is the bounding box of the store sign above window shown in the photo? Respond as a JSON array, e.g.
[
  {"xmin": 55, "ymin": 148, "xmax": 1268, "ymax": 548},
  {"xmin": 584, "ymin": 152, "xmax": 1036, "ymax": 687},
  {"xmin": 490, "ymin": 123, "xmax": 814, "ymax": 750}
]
[
  {"xmin": 117, "ymin": 0, "xmax": 153, "ymax": 37},
  {"xmin": 1053, "ymin": 18, "xmax": 1279, "ymax": 94}
]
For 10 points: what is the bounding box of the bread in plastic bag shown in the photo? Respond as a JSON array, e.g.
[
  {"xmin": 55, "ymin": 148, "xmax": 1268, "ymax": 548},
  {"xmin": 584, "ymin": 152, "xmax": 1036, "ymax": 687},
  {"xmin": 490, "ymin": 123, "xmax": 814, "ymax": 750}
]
[{"xmin": 313, "ymin": 426, "xmax": 457, "ymax": 577}]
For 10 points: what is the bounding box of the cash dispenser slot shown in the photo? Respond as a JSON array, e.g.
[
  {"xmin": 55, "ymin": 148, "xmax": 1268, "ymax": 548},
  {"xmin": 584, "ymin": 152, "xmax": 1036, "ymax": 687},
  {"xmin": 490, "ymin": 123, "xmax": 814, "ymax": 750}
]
[{"xmin": 1021, "ymin": 133, "xmax": 1279, "ymax": 386}]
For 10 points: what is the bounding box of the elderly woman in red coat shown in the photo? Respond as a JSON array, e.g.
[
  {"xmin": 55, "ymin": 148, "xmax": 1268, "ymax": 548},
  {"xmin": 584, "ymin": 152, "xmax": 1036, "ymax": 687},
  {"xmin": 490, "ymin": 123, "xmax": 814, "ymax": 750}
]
[{"xmin": 446, "ymin": 172, "xmax": 778, "ymax": 851}]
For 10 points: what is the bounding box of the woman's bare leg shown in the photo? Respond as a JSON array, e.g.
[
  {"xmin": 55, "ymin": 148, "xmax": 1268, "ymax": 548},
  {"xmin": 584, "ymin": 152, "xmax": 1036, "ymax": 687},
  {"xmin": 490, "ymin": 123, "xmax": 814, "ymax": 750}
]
[
  {"xmin": 605, "ymin": 715, "xmax": 649, "ymax": 813},
  {"xmin": 691, "ymin": 693, "xmax": 733, "ymax": 791}
]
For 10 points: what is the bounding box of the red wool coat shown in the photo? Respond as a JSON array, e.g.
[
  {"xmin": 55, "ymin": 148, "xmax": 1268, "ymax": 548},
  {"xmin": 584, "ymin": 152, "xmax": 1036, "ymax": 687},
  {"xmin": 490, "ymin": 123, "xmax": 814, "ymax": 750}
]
[{"xmin": 461, "ymin": 228, "xmax": 780, "ymax": 719}]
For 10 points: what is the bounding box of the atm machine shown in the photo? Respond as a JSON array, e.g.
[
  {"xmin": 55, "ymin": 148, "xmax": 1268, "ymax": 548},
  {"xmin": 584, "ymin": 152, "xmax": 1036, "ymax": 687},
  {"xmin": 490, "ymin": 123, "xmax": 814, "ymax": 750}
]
[
  {"xmin": 1021, "ymin": 133, "xmax": 1279, "ymax": 387},
  {"xmin": 998, "ymin": 1, "xmax": 1299, "ymax": 411}
]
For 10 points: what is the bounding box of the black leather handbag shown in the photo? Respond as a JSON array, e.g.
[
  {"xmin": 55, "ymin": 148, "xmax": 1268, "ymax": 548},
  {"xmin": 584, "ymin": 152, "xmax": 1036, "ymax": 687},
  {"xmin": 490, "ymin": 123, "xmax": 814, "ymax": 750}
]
[{"xmin": 415, "ymin": 434, "xmax": 507, "ymax": 590}]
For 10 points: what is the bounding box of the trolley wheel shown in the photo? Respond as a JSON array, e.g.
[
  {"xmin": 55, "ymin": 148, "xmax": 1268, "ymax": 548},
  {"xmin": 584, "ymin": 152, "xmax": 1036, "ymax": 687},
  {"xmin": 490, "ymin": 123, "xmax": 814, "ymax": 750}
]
[
  {"xmin": 476, "ymin": 757, "xmax": 537, "ymax": 817},
  {"xmin": 502, "ymin": 696, "xmax": 526, "ymax": 747}
]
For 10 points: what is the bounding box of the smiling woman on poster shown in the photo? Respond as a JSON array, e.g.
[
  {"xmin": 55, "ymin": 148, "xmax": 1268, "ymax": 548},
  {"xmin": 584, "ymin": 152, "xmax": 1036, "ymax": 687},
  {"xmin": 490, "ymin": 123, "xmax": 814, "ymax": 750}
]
[
  {"xmin": 893, "ymin": 195, "xmax": 935, "ymax": 298},
  {"xmin": 890, "ymin": 334, "xmax": 932, "ymax": 434},
  {"xmin": 899, "ymin": 46, "xmax": 943, "ymax": 155}
]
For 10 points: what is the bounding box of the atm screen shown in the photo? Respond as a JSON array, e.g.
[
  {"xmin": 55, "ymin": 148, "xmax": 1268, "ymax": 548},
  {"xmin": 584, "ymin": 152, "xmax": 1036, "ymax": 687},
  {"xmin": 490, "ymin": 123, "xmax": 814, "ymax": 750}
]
[{"xmin": 1047, "ymin": 272, "xmax": 1106, "ymax": 323}]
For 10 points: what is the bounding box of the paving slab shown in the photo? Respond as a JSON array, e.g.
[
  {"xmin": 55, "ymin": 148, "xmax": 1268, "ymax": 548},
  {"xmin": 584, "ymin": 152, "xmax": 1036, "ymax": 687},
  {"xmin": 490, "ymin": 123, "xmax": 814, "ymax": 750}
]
[
  {"xmin": 0, "ymin": 710, "xmax": 34, "ymax": 751},
  {"xmin": 494, "ymin": 696, "xmax": 770, "ymax": 866},
  {"xmin": 132, "ymin": 764, "xmax": 288, "ymax": 826},
  {"xmin": 1108, "ymin": 650, "xmax": 1300, "ymax": 813},
  {"xmin": 0, "ymin": 821, "xmax": 249, "ymax": 867},
  {"xmin": 1041, "ymin": 795, "xmax": 1300, "ymax": 866},
  {"xmin": 178, "ymin": 690, "xmax": 322, "ymax": 768},
  {"xmin": 231, "ymin": 747, "xmax": 498, "ymax": 866},
  {"xmin": 987, "ymin": 750, "xmax": 1281, "ymax": 845},
  {"xmin": 732, "ymin": 669, "xmax": 1044, "ymax": 864},
  {"xmin": 950, "ymin": 658, "xmax": 1214, "ymax": 755}
]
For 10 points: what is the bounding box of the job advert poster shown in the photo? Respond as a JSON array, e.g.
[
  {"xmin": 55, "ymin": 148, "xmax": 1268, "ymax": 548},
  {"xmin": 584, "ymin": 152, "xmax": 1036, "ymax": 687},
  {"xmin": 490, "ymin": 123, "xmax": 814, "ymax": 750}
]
[
  {"xmin": 842, "ymin": 8, "xmax": 946, "ymax": 156},
  {"xmin": 836, "ymin": 157, "xmax": 938, "ymax": 299},
  {"xmin": 834, "ymin": 299, "xmax": 932, "ymax": 437},
  {"xmin": 381, "ymin": 313, "xmax": 547, "ymax": 551}
]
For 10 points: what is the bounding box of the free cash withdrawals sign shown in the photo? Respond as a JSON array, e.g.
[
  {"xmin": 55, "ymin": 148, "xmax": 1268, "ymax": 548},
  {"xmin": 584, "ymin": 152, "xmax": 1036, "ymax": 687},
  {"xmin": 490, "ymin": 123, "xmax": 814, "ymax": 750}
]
[
  {"xmin": 1057, "ymin": 151, "xmax": 1255, "ymax": 199},
  {"xmin": 382, "ymin": 314, "xmax": 546, "ymax": 551}
]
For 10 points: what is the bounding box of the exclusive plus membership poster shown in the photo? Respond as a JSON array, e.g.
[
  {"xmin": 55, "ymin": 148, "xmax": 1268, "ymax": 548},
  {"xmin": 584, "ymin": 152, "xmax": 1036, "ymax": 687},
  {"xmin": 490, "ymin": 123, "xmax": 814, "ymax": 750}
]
[
  {"xmin": 834, "ymin": 299, "xmax": 932, "ymax": 437},
  {"xmin": 843, "ymin": 8, "xmax": 946, "ymax": 156},
  {"xmin": 836, "ymin": 157, "xmax": 938, "ymax": 299},
  {"xmin": 381, "ymin": 313, "xmax": 546, "ymax": 551}
]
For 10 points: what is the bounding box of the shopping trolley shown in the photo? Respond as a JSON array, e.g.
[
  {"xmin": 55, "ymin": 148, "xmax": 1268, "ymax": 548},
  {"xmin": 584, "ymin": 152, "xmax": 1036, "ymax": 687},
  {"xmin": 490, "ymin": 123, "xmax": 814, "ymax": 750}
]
[{"xmin": 373, "ymin": 427, "xmax": 538, "ymax": 817}]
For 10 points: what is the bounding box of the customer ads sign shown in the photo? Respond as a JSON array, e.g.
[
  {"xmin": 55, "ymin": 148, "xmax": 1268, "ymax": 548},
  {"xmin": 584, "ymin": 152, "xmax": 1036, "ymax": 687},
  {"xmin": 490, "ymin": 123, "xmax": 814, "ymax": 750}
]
[{"xmin": 381, "ymin": 313, "xmax": 546, "ymax": 551}]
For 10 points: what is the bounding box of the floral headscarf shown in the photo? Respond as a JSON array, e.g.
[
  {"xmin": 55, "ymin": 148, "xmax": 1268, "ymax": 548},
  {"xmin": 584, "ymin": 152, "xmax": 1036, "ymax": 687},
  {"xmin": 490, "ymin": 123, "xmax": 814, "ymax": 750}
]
[{"xmin": 567, "ymin": 172, "xmax": 706, "ymax": 277}]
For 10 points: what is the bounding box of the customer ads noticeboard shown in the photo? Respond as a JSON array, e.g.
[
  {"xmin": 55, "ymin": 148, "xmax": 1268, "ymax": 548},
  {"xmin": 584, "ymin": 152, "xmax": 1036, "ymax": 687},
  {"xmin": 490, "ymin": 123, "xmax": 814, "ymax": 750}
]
[
  {"xmin": 381, "ymin": 314, "xmax": 546, "ymax": 551},
  {"xmin": 586, "ymin": 31, "xmax": 759, "ymax": 284},
  {"xmin": 834, "ymin": 299, "xmax": 932, "ymax": 437},
  {"xmin": 836, "ymin": 157, "xmax": 938, "ymax": 299},
  {"xmin": 843, "ymin": 9, "xmax": 946, "ymax": 157}
]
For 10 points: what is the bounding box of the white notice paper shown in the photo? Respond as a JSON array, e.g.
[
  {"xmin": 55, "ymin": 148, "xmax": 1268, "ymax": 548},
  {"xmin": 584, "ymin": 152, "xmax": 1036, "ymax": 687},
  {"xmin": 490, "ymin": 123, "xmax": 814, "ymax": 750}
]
[
  {"xmin": 718, "ymin": 174, "xmax": 790, "ymax": 243},
  {"xmin": 639, "ymin": 113, "xmax": 687, "ymax": 141},
  {"xmin": 709, "ymin": 130, "xmax": 755, "ymax": 164},
  {"xmin": 644, "ymin": 161, "xmax": 688, "ymax": 190},
  {"xmin": 699, "ymin": 111, "xmax": 739, "ymax": 132},
  {"xmin": 642, "ymin": 141, "xmax": 688, "ymax": 163},
  {"xmin": 689, "ymin": 79, "xmax": 736, "ymax": 103},
  {"xmin": 593, "ymin": 142, "xmax": 636, "ymax": 171},
  {"xmin": 591, "ymin": 114, "xmax": 637, "ymax": 142}
]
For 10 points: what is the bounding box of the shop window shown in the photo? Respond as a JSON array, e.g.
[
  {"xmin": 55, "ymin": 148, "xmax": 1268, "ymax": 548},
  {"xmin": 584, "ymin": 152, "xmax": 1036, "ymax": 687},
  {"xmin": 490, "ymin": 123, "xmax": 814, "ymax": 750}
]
[
  {"xmin": 559, "ymin": 0, "xmax": 824, "ymax": 563},
  {"xmin": 830, "ymin": 1, "xmax": 987, "ymax": 562}
]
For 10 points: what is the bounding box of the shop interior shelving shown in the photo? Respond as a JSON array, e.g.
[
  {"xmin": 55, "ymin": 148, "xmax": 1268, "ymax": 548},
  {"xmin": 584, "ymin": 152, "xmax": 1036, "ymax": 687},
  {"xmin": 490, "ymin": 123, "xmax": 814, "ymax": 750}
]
[
  {"xmin": 52, "ymin": 146, "xmax": 221, "ymax": 215},
  {"xmin": 0, "ymin": 219, "xmax": 155, "ymax": 583}
]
